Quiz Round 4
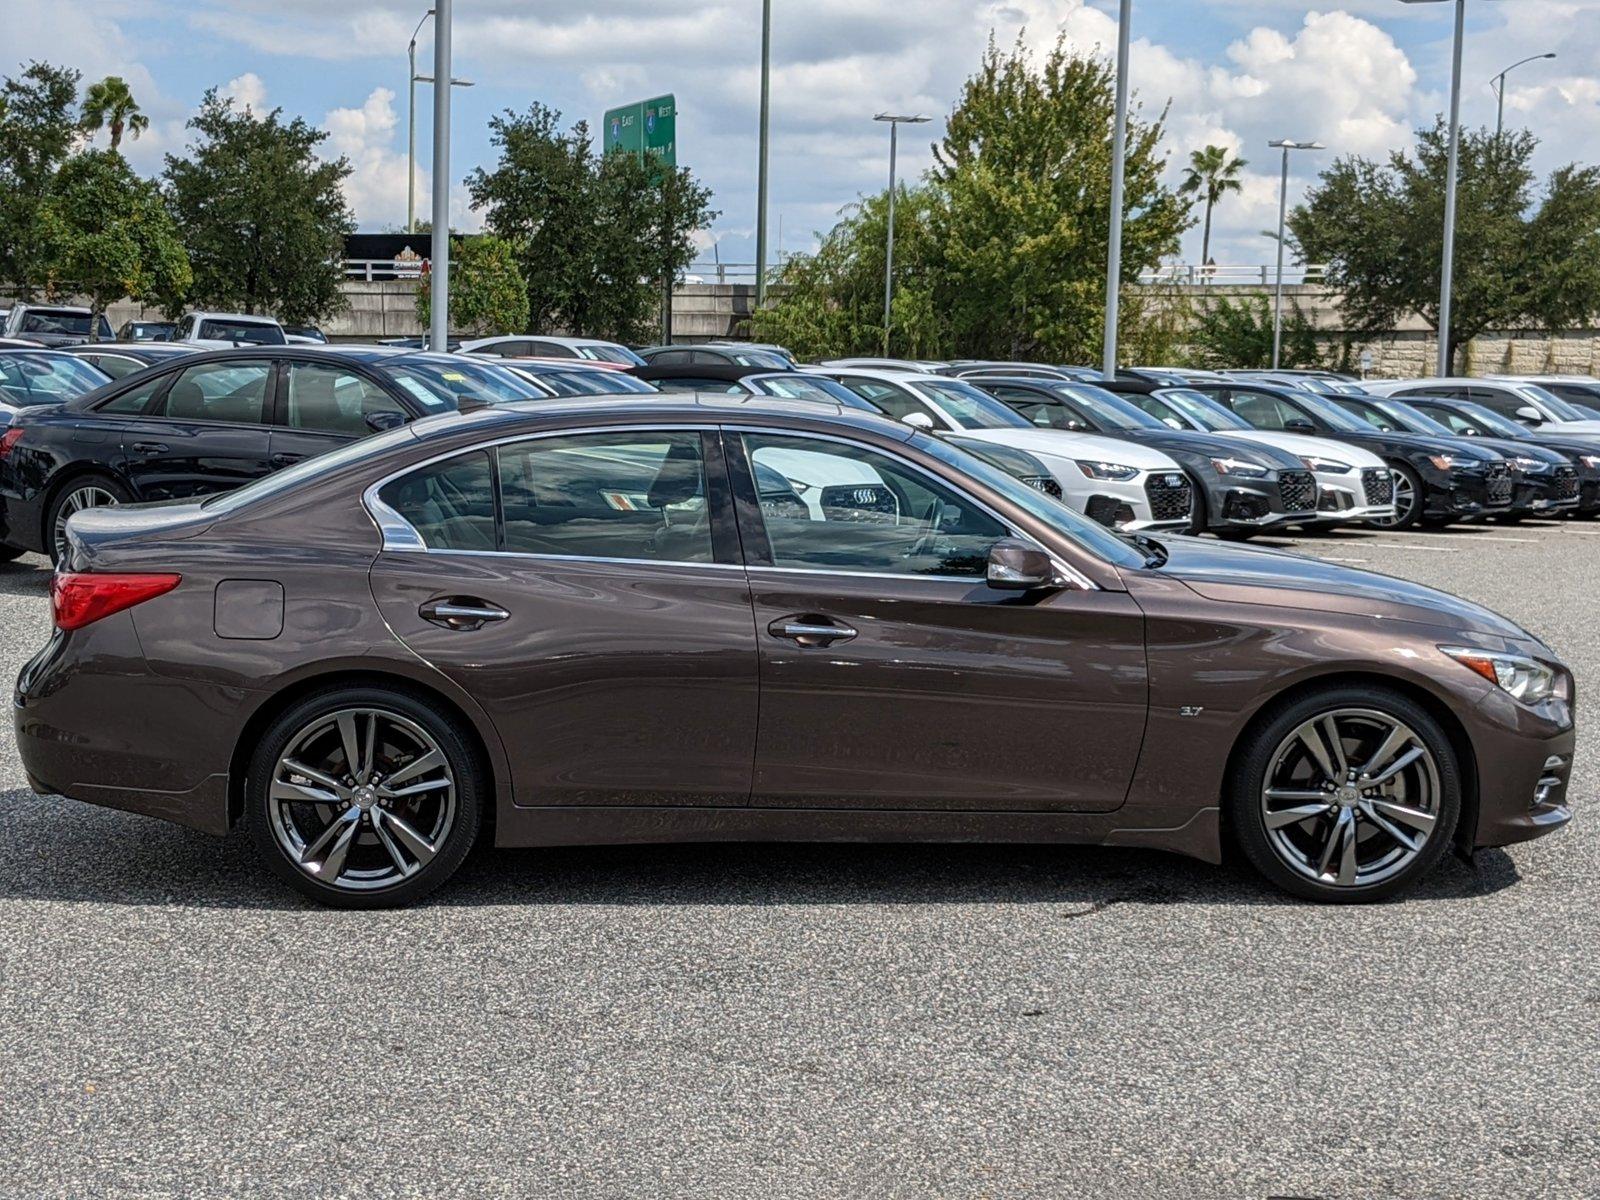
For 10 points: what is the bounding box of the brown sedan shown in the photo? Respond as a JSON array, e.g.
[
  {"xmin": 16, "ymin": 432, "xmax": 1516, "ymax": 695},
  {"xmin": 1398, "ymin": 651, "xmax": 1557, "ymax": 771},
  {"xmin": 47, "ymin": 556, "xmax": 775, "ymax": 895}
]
[{"xmin": 15, "ymin": 395, "xmax": 1575, "ymax": 907}]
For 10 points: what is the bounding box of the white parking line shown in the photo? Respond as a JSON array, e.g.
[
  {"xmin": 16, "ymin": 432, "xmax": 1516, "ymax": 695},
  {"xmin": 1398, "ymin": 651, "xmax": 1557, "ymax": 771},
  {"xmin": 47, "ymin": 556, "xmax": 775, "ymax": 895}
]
[
  {"xmin": 1310, "ymin": 540, "xmax": 1459, "ymax": 553},
  {"xmin": 1314, "ymin": 556, "xmax": 1369, "ymax": 564}
]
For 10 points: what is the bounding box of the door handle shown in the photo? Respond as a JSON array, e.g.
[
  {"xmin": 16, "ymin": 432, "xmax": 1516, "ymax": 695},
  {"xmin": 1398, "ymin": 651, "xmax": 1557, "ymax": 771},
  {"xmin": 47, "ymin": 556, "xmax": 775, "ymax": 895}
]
[
  {"xmin": 271, "ymin": 452, "xmax": 306, "ymax": 469},
  {"xmin": 419, "ymin": 598, "xmax": 510, "ymax": 630},
  {"xmin": 131, "ymin": 441, "xmax": 168, "ymax": 454},
  {"xmin": 769, "ymin": 616, "xmax": 858, "ymax": 646}
]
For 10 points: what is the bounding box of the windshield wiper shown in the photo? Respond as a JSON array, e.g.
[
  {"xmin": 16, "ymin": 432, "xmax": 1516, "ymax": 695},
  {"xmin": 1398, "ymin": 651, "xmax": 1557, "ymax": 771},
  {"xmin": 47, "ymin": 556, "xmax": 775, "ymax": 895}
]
[{"xmin": 1130, "ymin": 532, "xmax": 1169, "ymax": 568}]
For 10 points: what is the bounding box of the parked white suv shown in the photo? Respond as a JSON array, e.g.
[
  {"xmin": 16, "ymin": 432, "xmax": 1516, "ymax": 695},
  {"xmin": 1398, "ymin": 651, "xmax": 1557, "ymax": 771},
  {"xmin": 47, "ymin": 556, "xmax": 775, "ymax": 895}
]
[
  {"xmin": 175, "ymin": 312, "xmax": 288, "ymax": 348},
  {"xmin": 2, "ymin": 303, "xmax": 114, "ymax": 347},
  {"xmin": 813, "ymin": 368, "xmax": 1193, "ymax": 532}
]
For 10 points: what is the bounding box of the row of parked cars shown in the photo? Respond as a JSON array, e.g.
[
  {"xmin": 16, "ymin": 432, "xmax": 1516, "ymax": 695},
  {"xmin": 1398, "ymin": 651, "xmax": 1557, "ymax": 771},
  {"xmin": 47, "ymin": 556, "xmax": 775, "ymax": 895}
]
[{"xmin": 1, "ymin": 335, "xmax": 1578, "ymax": 910}]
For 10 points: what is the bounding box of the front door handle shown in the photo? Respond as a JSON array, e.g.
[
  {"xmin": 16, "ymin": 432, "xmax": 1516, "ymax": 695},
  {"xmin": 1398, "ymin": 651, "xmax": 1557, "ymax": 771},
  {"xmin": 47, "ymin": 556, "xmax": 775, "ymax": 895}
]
[
  {"xmin": 419, "ymin": 597, "xmax": 510, "ymax": 630},
  {"xmin": 131, "ymin": 441, "xmax": 168, "ymax": 454},
  {"xmin": 768, "ymin": 616, "xmax": 858, "ymax": 646},
  {"xmin": 270, "ymin": 452, "xmax": 306, "ymax": 469}
]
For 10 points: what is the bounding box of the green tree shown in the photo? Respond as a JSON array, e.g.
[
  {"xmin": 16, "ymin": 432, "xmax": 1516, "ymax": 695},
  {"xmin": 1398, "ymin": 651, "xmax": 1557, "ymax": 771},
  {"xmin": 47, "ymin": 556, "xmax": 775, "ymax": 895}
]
[
  {"xmin": 1178, "ymin": 144, "xmax": 1246, "ymax": 268},
  {"xmin": 36, "ymin": 149, "xmax": 190, "ymax": 339},
  {"xmin": 467, "ymin": 103, "xmax": 717, "ymax": 342},
  {"xmin": 1186, "ymin": 292, "xmax": 1322, "ymax": 369},
  {"xmin": 1291, "ymin": 122, "xmax": 1600, "ymax": 371},
  {"xmin": 415, "ymin": 234, "xmax": 529, "ymax": 336},
  {"xmin": 0, "ymin": 62, "xmax": 82, "ymax": 294},
  {"xmin": 164, "ymin": 90, "xmax": 354, "ymax": 324},
  {"xmin": 80, "ymin": 75, "xmax": 149, "ymax": 151}
]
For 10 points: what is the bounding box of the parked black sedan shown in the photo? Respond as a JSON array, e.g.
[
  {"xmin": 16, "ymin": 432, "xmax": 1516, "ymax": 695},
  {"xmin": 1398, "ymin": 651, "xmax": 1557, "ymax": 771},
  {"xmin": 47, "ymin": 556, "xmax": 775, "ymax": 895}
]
[
  {"xmin": 0, "ymin": 346, "xmax": 545, "ymax": 562},
  {"xmin": 1180, "ymin": 380, "xmax": 1513, "ymax": 529},
  {"xmin": 1330, "ymin": 394, "xmax": 1578, "ymax": 521},
  {"xmin": 66, "ymin": 341, "xmax": 200, "ymax": 380},
  {"xmin": 1400, "ymin": 396, "xmax": 1600, "ymax": 519},
  {"xmin": 969, "ymin": 376, "xmax": 1317, "ymax": 538}
]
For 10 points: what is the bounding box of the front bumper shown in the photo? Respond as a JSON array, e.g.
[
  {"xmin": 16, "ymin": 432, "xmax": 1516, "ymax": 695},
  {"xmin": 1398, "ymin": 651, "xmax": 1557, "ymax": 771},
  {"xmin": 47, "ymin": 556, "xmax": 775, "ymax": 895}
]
[
  {"xmin": 1313, "ymin": 467, "xmax": 1396, "ymax": 524},
  {"xmin": 1203, "ymin": 469, "xmax": 1320, "ymax": 532},
  {"xmin": 1424, "ymin": 464, "xmax": 1514, "ymax": 521},
  {"xmin": 1079, "ymin": 469, "xmax": 1193, "ymax": 533},
  {"xmin": 1466, "ymin": 685, "xmax": 1577, "ymax": 850}
]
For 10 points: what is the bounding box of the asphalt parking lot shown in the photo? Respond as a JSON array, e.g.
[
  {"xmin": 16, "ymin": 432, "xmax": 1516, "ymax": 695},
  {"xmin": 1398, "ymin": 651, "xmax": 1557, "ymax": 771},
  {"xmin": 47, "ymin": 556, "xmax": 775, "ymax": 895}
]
[{"xmin": 0, "ymin": 522, "xmax": 1595, "ymax": 1199}]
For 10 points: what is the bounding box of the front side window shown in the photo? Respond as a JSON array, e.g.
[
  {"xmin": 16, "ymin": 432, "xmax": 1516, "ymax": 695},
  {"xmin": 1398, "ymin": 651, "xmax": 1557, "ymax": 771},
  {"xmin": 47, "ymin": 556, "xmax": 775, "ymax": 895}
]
[
  {"xmin": 155, "ymin": 360, "xmax": 271, "ymax": 424},
  {"xmin": 283, "ymin": 362, "xmax": 406, "ymax": 435},
  {"xmin": 376, "ymin": 451, "xmax": 496, "ymax": 552},
  {"xmin": 740, "ymin": 433, "xmax": 1009, "ymax": 578}
]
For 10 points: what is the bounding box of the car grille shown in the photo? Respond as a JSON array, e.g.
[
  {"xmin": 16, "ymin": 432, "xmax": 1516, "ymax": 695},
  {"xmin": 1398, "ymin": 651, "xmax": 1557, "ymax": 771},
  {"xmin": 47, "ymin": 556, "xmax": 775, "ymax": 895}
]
[
  {"xmin": 1021, "ymin": 475, "xmax": 1064, "ymax": 499},
  {"xmin": 1485, "ymin": 463, "xmax": 1513, "ymax": 506},
  {"xmin": 1361, "ymin": 468, "xmax": 1394, "ymax": 506},
  {"xmin": 1276, "ymin": 469, "xmax": 1316, "ymax": 514},
  {"xmin": 1144, "ymin": 472, "xmax": 1193, "ymax": 522},
  {"xmin": 1553, "ymin": 465, "xmax": 1579, "ymax": 501}
]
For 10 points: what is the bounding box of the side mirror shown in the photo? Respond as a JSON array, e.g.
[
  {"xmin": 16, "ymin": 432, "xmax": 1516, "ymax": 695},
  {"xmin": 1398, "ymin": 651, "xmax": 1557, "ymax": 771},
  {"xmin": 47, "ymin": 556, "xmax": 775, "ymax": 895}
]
[
  {"xmin": 986, "ymin": 538, "xmax": 1056, "ymax": 591},
  {"xmin": 902, "ymin": 412, "xmax": 936, "ymax": 431},
  {"xmin": 1516, "ymin": 406, "xmax": 1543, "ymax": 424},
  {"xmin": 365, "ymin": 411, "xmax": 408, "ymax": 432}
]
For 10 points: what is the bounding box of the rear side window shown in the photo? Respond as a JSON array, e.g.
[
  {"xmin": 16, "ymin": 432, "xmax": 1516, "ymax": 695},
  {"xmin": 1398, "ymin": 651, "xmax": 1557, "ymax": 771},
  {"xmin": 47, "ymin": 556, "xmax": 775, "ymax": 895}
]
[
  {"xmin": 283, "ymin": 362, "xmax": 405, "ymax": 435},
  {"xmin": 376, "ymin": 451, "xmax": 496, "ymax": 552},
  {"xmin": 85, "ymin": 355, "xmax": 144, "ymax": 380},
  {"xmin": 157, "ymin": 361, "xmax": 270, "ymax": 424}
]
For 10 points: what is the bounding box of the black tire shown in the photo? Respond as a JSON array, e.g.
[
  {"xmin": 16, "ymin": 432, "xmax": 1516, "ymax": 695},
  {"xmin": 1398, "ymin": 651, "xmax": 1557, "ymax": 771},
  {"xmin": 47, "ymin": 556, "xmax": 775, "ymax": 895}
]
[
  {"xmin": 1185, "ymin": 478, "xmax": 1209, "ymax": 536},
  {"xmin": 0, "ymin": 543, "xmax": 25, "ymax": 562},
  {"xmin": 245, "ymin": 686, "xmax": 485, "ymax": 909},
  {"xmin": 1227, "ymin": 684, "xmax": 1461, "ymax": 903},
  {"xmin": 1215, "ymin": 527, "xmax": 1258, "ymax": 542},
  {"xmin": 1377, "ymin": 462, "xmax": 1425, "ymax": 530},
  {"xmin": 45, "ymin": 472, "xmax": 132, "ymax": 564}
]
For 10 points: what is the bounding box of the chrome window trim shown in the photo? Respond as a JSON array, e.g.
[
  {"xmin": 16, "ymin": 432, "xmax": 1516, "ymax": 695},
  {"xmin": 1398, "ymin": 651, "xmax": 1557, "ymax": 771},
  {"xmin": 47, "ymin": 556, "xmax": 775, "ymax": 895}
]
[{"xmin": 360, "ymin": 420, "xmax": 1099, "ymax": 590}]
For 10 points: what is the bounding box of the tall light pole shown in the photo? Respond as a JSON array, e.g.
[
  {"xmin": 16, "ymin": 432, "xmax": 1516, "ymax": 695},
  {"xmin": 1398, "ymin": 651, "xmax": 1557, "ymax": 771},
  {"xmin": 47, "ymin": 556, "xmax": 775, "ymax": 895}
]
[
  {"xmin": 1101, "ymin": 0, "xmax": 1132, "ymax": 378},
  {"xmin": 1268, "ymin": 139, "xmax": 1324, "ymax": 369},
  {"xmin": 875, "ymin": 113, "xmax": 930, "ymax": 356},
  {"xmin": 1491, "ymin": 51, "xmax": 1555, "ymax": 137},
  {"xmin": 407, "ymin": 9, "xmax": 473, "ymax": 236},
  {"xmin": 428, "ymin": 0, "xmax": 453, "ymax": 352},
  {"xmin": 754, "ymin": 0, "xmax": 773, "ymax": 307}
]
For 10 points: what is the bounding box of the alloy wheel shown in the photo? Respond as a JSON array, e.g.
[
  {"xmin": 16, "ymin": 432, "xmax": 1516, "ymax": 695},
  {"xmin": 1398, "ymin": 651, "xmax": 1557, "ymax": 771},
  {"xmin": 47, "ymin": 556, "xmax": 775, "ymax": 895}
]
[
  {"xmin": 267, "ymin": 707, "xmax": 458, "ymax": 893},
  {"xmin": 1259, "ymin": 708, "xmax": 1441, "ymax": 889},
  {"xmin": 1370, "ymin": 471, "xmax": 1415, "ymax": 529},
  {"xmin": 53, "ymin": 485, "xmax": 119, "ymax": 561}
]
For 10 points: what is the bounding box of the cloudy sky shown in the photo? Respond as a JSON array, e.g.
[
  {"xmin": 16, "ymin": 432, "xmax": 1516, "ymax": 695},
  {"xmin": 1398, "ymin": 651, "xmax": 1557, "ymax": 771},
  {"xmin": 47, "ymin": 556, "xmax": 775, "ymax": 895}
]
[{"xmin": 7, "ymin": 1, "xmax": 1599, "ymax": 271}]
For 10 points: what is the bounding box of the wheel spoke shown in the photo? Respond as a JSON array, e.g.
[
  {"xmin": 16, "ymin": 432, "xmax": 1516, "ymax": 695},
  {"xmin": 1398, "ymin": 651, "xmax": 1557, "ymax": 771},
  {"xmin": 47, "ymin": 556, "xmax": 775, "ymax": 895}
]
[
  {"xmin": 1369, "ymin": 798, "xmax": 1437, "ymax": 836},
  {"xmin": 361, "ymin": 714, "xmax": 377, "ymax": 784},
  {"xmin": 299, "ymin": 806, "xmax": 359, "ymax": 877},
  {"xmin": 379, "ymin": 777, "xmax": 450, "ymax": 800},
  {"xmin": 1363, "ymin": 745, "xmax": 1426, "ymax": 788},
  {"xmin": 1318, "ymin": 715, "xmax": 1349, "ymax": 777},
  {"xmin": 280, "ymin": 759, "xmax": 351, "ymax": 797},
  {"xmin": 375, "ymin": 807, "xmax": 437, "ymax": 866},
  {"xmin": 336, "ymin": 713, "xmax": 365, "ymax": 782},
  {"xmin": 1357, "ymin": 724, "xmax": 1411, "ymax": 782},
  {"xmin": 1315, "ymin": 808, "xmax": 1351, "ymax": 878},
  {"xmin": 383, "ymin": 748, "xmax": 445, "ymax": 789},
  {"xmin": 1336, "ymin": 812, "xmax": 1359, "ymax": 885},
  {"xmin": 370, "ymin": 811, "xmax": 413, "ymax": 877},
  {"xmin": 1265, "ymin": 802, "xmax": 1335, "ymax": 829},
  {"xmin": 1362, "ymin": 803, "xmax": 1425, "ymax": 853},
  {"xmin": 1297, "ymin": 721, "xmax": 1341, "ymax": 784},
  {"xmin": 271, "ymin": 778, "xmax": 344, "ymax": 807},
  {"xmin": 1265, "ymin": 788, "xmax": 1332, "ymax": 802}
]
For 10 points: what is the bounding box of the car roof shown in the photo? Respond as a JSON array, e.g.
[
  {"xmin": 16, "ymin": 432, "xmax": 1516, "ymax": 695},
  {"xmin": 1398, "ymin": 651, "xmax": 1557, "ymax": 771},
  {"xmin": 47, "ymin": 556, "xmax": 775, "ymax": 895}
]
[
  {"xmin": 69, "ymin": 342, "xmax": 196, "ymax": 354},
  {"xmin": 185, "ymin": 311, "xmax": 284, "ymax": 324},
  {"xmin": 13, "ymin": 302, "xmax": 91, "ymax": 314}
]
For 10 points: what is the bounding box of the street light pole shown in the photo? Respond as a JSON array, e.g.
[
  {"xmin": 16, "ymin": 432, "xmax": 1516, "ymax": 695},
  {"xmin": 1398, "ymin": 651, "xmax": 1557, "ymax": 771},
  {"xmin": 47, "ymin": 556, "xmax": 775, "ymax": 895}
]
[
  {"xmin": 1491, "ymin": 51, "xmax": 1556, "ymax": 137},
  {"xmin": 755, "ymin": 0, "xmax": 772, "ymax": 307},
  {"xmin": 428, "ymin": 0, "xmax": 452, "ymax": 353},
  {"xmin": 407, "ymin": 9, "xmax": 433, "ymax": 235},
  {"xmin": 1438, "ymin": 0, "xmax": 1465, "ymax": 376},
  {"xmin": 874, "ymin": 113, "xmax": 930, "ymax": 356},
  {"xmin": 1268, "ymin": 139, "xmax": 1324, "ymax": 369},
  {"xmin": 1101, "ymin": 0, "xmax": 1132, "ymax": 378}
]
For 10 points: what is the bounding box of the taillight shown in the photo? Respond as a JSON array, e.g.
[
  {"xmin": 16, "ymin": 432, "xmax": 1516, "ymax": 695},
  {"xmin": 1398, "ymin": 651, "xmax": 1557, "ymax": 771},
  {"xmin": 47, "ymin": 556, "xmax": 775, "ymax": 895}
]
[
  {"xmin": 51, "ymin": 572, "xmax": 181, "ymax": 631},
  {"xmin": 0, "ymin": 428, "xmax": 24, "ymax": 459}
]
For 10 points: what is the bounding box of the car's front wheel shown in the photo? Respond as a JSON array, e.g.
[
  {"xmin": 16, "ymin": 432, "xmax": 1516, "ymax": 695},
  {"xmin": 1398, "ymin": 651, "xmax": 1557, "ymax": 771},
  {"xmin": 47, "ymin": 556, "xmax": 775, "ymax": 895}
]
[
  {"xmin": 1228, "ymin": 685, "xmax": 1461, "ymax": 902},
  {"xmin": 245, "ymin": 687, "xmax": 485, "ymax": 908},
  {"xmin": 1370, "ymin": 463, "xmax": 1423, "ymax": 530}
]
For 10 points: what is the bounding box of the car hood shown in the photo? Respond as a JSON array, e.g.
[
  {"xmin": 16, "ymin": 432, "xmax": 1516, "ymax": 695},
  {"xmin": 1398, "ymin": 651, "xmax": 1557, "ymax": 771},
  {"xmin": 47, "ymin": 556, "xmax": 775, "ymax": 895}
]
[
  {"xmin": 1113, "ymin": 428, "xmax": 1303, "ymax": 470},
  {"xmin": 955, "ymin": 428, "xmax": 1181, "ymax": 471},
  {"xmin": 1541, "ymin": 419, "xmax": 1600, "ymax": 436},
  {"xmin": 1340, "ymin": 429, "xmax": 1503, "ymax": 462},
  {"xmin": 1142, "ymin": 533, "xmax": 1529, "ymax": 639},
  {"xmin": 1208, "ymin": 429, "xmax": 1387, "ymax": 470},
  {"xmin": 1467, "ymin": 438, "xmax": 1567, "ymax": 466}
]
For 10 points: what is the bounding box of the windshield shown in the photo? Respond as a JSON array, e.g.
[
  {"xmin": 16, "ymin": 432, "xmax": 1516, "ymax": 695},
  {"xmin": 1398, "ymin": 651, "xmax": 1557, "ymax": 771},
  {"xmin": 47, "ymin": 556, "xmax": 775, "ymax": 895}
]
[
  {"xmin": 576, "ymin": 344, "xmax": 646, "ymax": 366},
  {"xmin": 524, "ymin": 368, "xmax": 654, "ymax": 396},
  {"xmin": 749, "ymin": 373, "xmax": 875, "ymax": 409},
  {"xmin": 197, "ymin": 319, "xmax": 286, "ymax": 345},
  {"xmin": 1292, "ymin": 391, "xmax": 1381, "ymax": 433},
  {"xmin": 0, "ymin": 352, "xmax": 110, "ymax": 406},
  {"xmin": 914, "ymin": 378, "xmax": 1031, "ymax": 430},
  {"xmin": 1372, "ymin": 400, "xmax": 1454, "ymax": 436},
  {"xmin": 1452, "ymin": 402, "xmax": 1531, "ymax": 438},
  {"xmin": 379, "ymin": 357, "xmax": 543, "ymax": 410},
  {"xmin": 1047, "ymin": 384, "xmax": 1165, "ymax": 430},
  {"xmin": 915, "ymin": 433, "xmax": 1148, "ymax": 570},
  {"xmin": 1154, "ymin": 388, "xmax": 1253, "ymax": 432},
  {"xmin": 1515, "ymin": 384, "xmax": 1587, "ymax": 421}
]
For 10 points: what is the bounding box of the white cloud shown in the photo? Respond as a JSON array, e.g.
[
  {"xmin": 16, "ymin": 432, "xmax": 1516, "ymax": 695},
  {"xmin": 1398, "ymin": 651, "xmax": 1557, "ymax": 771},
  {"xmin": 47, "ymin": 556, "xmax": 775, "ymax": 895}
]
[{"xmin": 222, "ymin": 72, "xmax": 267, "ymax": 112}]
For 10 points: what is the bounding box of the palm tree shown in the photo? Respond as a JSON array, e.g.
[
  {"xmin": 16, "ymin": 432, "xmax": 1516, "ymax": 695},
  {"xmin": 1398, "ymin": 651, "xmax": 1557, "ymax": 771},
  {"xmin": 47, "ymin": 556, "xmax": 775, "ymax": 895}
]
[
  {"xmin": 1178, "ymin": 145, "xmax": 1247, "ymax": 272},
  {"xmin": 81, "ymin": 76, "xmax": 149, "ymax": 152}
]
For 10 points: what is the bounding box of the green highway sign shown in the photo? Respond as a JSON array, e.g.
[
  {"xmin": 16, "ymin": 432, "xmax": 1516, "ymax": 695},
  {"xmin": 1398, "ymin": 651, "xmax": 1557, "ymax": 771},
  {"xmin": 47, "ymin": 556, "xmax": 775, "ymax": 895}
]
[{"xmin": 603, "ymin": 94, "xmax": 676, "ymax": 167}]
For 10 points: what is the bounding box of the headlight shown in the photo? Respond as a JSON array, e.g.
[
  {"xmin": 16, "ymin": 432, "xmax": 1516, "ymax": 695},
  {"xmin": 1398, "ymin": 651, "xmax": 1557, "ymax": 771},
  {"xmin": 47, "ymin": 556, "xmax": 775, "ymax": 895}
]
[
  {"xmin": 1513, "ymin": 455, "xmax": 1550, "ymax": 473},
  {"xmin": 1211, "ymin": 457, "xmax": 1270, "ymax": 478},
  {"xmin": 1076, "ymin": 460, "xmax": 1139, "ymax": 481},
  {"xmin": 1426, "ymin": 453, "xmax": 1467, "ymax": 471},
  {"xmin": 1300, "ymin": 455, "xmax": 1353, "ymax": 474},
  {"xmin": 1579, "ymin": 455, "xmax": 1600, "ymax": 469},
  {"xmin": 1441, "ymin": 645, "xmax": 1562, "ymax": 704}
]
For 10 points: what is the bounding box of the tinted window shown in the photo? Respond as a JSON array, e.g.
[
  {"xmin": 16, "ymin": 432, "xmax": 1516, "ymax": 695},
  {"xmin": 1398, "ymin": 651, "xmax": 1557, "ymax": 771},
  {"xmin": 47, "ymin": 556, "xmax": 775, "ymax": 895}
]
[
  {"xmin": 377, "ymin": 451, "xmax": 496, "ymax": 551},
  {"xmin": 750, "ymin": 375, "xmax": 873, "ymax": 408},
  {"xmin": 283, "ymin": 362, "xmax": 405, "ymax": 435},
  {"xmin": 740, "ymin": 432, "xmax": 1008, "ymax": 578},
  {"xmin": 529, "ymin": 341, "xmax": 574, "ymax": 358},
  {"xmin": 1218, "ymin": 390, "xmax": 1310, "ymax": 431},
  {"xmin": 915, "ymin": 380, "xmax": 1031, "ymax": 429},
  {"xmin": 576, "ymin": 344, "xmax": 644, "ymax": 366},
  {"xmin": 82, "ymin": 354, "xmax": 144, "ymax": 380},
  {"xmin": 656, "ymin": 376, "xmax": 743, "ymax": 393},
  {"xmin": 0, "ymin": 353, "xmax": 109, "ymax": 406},
  {"xmin": 498, "ymin": 431, "xmax": 712, "ymax": 564},
  {"xmin": 378, "ymin": 358, "xmax": 540, "ymax": 408},
  {"xmin": 1415, "ymin": 405, "xmax": 1484, "ymax": 437},
  {"xmin": 835, "ymin": 377, "xmax": 937, "ymax": 424},
  {"xmin": 17, "ymin": 310, "xmax": 112, "ymax": 338},
  {"xmin": 648, "ymin": 350, "xmax": 692, "ymax": 365},
  {"xmin": 1467, "ymin": 388, "xmax": 1535, "ymax": 421},
  {"xmin": 196, "ymin": 319, "xmax": 286, "ymax": 346},
  {"xmin": 157, "ymin": 361, "xmax": 270, "ymax": 424}
]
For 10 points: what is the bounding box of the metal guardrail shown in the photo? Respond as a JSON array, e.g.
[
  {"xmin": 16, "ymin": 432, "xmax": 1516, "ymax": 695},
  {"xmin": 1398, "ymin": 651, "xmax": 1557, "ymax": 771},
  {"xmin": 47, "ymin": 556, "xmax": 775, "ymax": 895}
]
[
  {"xmin": 344, "ymin": 259, "xmax": 424, "ymax": 280},
  {"xmin": 1138, "ymin": 263, "xmax": 1328, "ymax": 286}
]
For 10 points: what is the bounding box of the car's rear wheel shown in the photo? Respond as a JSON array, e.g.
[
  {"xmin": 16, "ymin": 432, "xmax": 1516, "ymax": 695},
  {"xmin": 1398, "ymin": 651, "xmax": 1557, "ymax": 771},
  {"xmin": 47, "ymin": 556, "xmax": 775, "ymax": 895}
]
[
  {"xmin": 1369, "ymin": 463, "xmax": 1422, "ymax": 529},
  {"xmin": 46, "ymin": 474, "xmax": 131, "ymax": 564},
  {"xmin": 1228, "ymin": 686, "xmax": 1461, "ymax": 902},
  {"xmin": 246, "ymin": 687, "xmax": 484, "ymax": 908}
]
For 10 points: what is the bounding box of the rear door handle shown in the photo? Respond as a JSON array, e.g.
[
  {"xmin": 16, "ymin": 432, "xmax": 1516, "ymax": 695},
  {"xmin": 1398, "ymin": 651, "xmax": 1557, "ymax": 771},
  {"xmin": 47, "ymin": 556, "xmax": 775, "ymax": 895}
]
[
  {"xmin": 131, "ymin": 441, "xmax": 168, "ymax": 454},
  {"xmin": 768, "ymin": 616, "xmax": 858, "ymax": 646},
  {"xmin": 419, "ymin": 598, "xmax": 510, "ymax": 630},
  {"xmin": 271, "ymin": 452, "xmax": 306, "ymax": 469}
]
